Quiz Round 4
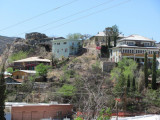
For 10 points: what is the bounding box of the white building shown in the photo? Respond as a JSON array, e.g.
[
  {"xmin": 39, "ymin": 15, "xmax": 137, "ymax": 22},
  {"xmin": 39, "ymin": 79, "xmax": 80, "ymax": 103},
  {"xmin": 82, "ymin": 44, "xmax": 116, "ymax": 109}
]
[
  {"xmin": 110, "ymin": 34, "xmax": 159, "ymax": 63},
  {"xmin": 52, "ymin": 38, "xmax": 82, "ymax": 59}
]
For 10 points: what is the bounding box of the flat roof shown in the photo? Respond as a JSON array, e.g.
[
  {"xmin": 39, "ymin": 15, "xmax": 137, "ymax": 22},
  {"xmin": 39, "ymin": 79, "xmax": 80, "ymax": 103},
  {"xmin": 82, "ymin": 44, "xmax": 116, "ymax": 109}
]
[
  {"xmin": 5, "ymin": 102, "xmax": 72, "ymax": 107},
  {"xmin": 52, "ymin": 39, "xmax": 82, "ymax": 42},
  {"xmin": 14, "ymin": 57, "xmax": 51, "ymax": 63}
]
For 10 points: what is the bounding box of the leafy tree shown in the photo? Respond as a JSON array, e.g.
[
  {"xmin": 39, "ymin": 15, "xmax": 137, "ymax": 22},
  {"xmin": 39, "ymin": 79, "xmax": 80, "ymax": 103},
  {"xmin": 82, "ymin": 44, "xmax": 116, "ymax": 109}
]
[
  {"xmin": 97, "ymin": 108, "xmax": 112, "ymax": 120},
  {"xmin": 144, "ymin": 52, "xmax": 148, "ymax": 88},
  {"xmin": 0, "ymin": 66, "xmax": 6, "ymax": 120},
  {"xmin": 6, "ymin": 67, "xmax": 13, "ymax": 73},
  {"xmin": 35, "ymin": 63, "xmax": 51, "ymax": 77},
  {"xmin": 105, "ymin": 25, "xmax": 120, "ymax": 47},
  {"xmin": 67, "ymin": 33, "xmax": 90, "ymax": 40},
  {"xmin": 152, "ymin": 52, "xmax": 157, "ymax": 90},
  {"xmin": 111, "ymin": 58, "xmax": 137, "ymax": 81},
  {"xmin": 75, "ymin": 117, "xmax": 83, "ymax": 120},
  {"xmin": 58, "ymin": 84, "xmax": 76, "ymax": 97}
]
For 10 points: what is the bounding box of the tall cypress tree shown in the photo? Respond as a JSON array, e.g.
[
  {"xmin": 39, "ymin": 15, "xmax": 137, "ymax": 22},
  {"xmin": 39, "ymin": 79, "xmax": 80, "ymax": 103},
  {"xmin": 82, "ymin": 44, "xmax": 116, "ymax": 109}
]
[
  {"xmin": 132, "ymin": 77, "xmax": 136, "ymax": 91},
  {"xmin": 0, "ymin": 66, "xmax": 6, "ymax": 120},
  {"xmin": 127, "ymin": 75, "xmax": 130, "ymax": 92},
  {"xmin": 114, "ymin": 36, "xmax": 117, "ymax": 47},
  {"xmin": 144, "ymin": 52, "xmax": 148, "ymax": 88},
  {"xmin": 108, "ymin": 36, "xmax": 111, "ymax": 48},
  {"xmin": 152, "ymin": 52, "xmax": 157, "ymax": 90}
]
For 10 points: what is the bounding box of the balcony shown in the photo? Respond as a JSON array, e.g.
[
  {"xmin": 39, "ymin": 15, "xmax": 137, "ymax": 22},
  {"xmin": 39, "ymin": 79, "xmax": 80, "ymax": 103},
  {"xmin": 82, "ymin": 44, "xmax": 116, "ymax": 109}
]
[{"xmin": 122, "ymin": 53, "xmax": 159, "ymax": 58}]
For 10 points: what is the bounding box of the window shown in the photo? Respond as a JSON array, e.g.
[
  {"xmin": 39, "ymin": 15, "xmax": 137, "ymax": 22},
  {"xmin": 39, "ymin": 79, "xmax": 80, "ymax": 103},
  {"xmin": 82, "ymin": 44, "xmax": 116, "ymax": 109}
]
[
  {"xmin": 65, "ymin": 48, "xmax": 68, "ymax": 52},
  {"xmin": 57, "ymin": 43, "xmax": 60, "ymax": 45},
  {"xmin": 64, "ymin": 42, "xmax": 67, "ymax": 44},
  {"xmin": 57, "ymin": 49, "xmax": 59, "ymax": 53}
]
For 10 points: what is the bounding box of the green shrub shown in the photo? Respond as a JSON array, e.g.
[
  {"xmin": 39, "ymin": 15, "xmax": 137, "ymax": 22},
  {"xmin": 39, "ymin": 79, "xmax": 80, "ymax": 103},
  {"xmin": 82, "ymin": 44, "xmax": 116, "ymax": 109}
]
[{"xmin": 8, "ymin": 51, "xmax": 28, "ymax": 63}]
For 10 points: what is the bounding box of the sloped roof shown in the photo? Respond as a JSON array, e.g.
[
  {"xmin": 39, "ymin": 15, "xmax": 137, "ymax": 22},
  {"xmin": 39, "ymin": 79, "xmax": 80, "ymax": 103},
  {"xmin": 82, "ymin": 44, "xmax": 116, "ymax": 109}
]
[
  {"xmin": 119, "ymin": 34, "xmax": 156, "ymax": 42},
  {"xmin": 14, "ymin": 57, "xmax": 51, "ymax": 63},
  {"xmin": 94, "ymin": 31, "xmax": 124, "ymax": 37},
  {"xmin": 95, "ymin": 32, "xmax": 106, "ymax": 36}
]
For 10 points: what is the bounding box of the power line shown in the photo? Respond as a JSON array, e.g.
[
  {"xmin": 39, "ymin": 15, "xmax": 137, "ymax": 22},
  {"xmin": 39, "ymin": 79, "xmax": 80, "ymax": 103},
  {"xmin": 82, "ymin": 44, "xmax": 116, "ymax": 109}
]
[
  {"xmin": 41, "ymin": 0, "xmax": 131, "ymax": 32},
  {"xmin": 0, "ymin": 0, "xmax": 78, "ymax": 32},
  {"xmin": 19, "ymin": 0, "xmax": 115, "ymax": 34}
]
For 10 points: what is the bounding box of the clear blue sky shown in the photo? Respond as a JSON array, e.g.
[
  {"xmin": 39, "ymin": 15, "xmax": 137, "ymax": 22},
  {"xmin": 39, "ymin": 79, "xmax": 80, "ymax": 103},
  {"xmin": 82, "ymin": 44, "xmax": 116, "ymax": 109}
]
[{"xmin": 0, "ymin": 0, "xmax": 160, "ymax": 42}]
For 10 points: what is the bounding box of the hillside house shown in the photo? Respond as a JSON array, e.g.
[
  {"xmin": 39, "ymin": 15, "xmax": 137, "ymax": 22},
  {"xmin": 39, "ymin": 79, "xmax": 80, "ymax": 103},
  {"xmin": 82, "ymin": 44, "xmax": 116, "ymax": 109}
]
[
  {"xmin": 52, "ymin": 38, "xmax": 82, "ymax": 59},
  {"xmin": 88, "ymin": 31, "xmax": 124, "ymax": 48},
  {"xmin": 12, "ymin": 70, "xmax": 36, "ymax": 82},
  {"xmin": 110, "ymin": 34, "xmax": 159, "ymax": 63},
  {"xmin": 5, "ymin": 102, "xmax": 73, "ymax": 120},
  {"xmin": 11, "ymin": 57, "xmax": 51, "ymax": 70}
]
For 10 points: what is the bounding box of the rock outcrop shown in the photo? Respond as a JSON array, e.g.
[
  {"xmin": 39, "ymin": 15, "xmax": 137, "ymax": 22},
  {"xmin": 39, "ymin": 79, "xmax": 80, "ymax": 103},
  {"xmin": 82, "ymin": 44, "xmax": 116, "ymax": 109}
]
[{"xmin": 25, "ymin": 32, "xmax": 47, "ymax": 40}]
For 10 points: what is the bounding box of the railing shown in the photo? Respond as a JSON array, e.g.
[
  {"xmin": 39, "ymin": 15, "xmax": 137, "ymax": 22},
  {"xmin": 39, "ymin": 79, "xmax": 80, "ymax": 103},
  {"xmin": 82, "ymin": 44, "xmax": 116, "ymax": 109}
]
[{"xmin": 122, "ymin": 53, "xmax": 159, "ymax": 57}]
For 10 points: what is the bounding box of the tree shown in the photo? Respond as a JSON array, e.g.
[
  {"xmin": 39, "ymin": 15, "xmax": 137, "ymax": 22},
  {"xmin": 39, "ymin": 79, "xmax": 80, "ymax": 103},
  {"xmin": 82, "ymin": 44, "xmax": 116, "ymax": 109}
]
[
  {"xmin": 144, "ymin": 52, "xmax": 148, "ymax": 88},
  {"xmin": 112, "ymin": 25, "xmax": 119, "ymax": 47},
  {"xmin": 127, "ymin": 75, "xmax": 130, "ymax": 92},
  {"xmin": 132, "ymin": 77, "xmax": 136, "ymax": 91},
  {"xmin": 152, "ymin": 52, "xmax": 157, "ymax": 90},
  {"xmin": 138, "ymin": 69, "xmax": 145, "ymax": 92},
  {"xmin": 108, "ymin": 36, "xmax": 111, "ymax": 48},
  {"xmin": 111, "ymin": 58, "xmax": 137, "ymax": 81},
  {"xmin": 97, "ymin": 108, "xmax": 112, "ymax": 120},
  {"xmin": 114, "ymin": 74, "xmax": 126, "ymax": 96},
  {"xmin": 35, "ymin": 63, "xmax": 51, "ymax": 78},
  {"xmin": 105, "ymin": 25, "xmax": 120, "ymax": 47},
  {"xmin": 73, "ymin": 61, "xmax": 111, "ymax": 119},
  {"xmin": 6, "ymin": 67, "xmax": 13, "ymax": 73},
  {"xmin": 58, "ymin": 84, "xmax": 76, "ymax": 103},
  {"xmin": 0, "ymin": 66, "xmax": 6, "ymax": 120},
  {"xmin": 67, "ymin": 33, "xmax": 90, "ymax": 40},
  {"xmin": 58, "ymin": 84, "xmax": 76, "ymax": 97},
  {"xmin": 114, "ymin": 36, "xmax": 117, "ymax": 47}
]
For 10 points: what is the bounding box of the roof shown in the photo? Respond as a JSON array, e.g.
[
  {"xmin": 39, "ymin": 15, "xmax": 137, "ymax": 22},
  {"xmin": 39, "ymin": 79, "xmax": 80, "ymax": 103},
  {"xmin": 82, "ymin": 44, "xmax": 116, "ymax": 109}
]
[
  {"xmin": 19, "ymin": 70, "xmax": 36, "ymax": 74},
  {"xmin": 5, "ymin": 77, "xmax": 22, "ymax": 84},
  {"xmin": 5, "ymin": 102, "xmax": 72, "ymax": 107},
  {"xmin": 52, "ymin": 38, "xmax": 82, "ymax": 42},
  {"xmin": 95, "ymin": 32, "xmax": 106, "ymax": 36},
  {"xmin": 14, "ymin": 57, "xmax": 51, "ymax": 63},
  {"xmin": 118, "ymin": 34, "xmax": 156, "ymax": 42},
  {"xmin": 90, "ymin": 32, "xmax": 124, "ymax": 38},
  {"xmin": 4, "ymin": 71, "xmax": 12, "ymax": 76}
]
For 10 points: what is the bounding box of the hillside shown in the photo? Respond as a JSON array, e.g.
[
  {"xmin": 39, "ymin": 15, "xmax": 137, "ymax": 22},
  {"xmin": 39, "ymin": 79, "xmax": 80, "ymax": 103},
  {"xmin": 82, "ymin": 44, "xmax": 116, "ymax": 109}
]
[
  {"xmin": 0, "ymin": 32, "xmax": 53, "ymax": 66},
  {"xmin": 0, "ymin": 35, "xmax": 15, "ymax": 55}
]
